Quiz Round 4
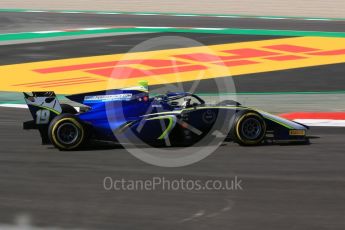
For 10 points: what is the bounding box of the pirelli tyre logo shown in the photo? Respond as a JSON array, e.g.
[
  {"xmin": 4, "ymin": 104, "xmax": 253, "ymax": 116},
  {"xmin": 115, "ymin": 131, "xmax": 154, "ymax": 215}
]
[
  {"xmin": 289, "ymin": 130, "xmax": 306, "ymax": 136},
  {"xmin": 2, "ymin": 36, "xmax": 345, "ymax": 93}
]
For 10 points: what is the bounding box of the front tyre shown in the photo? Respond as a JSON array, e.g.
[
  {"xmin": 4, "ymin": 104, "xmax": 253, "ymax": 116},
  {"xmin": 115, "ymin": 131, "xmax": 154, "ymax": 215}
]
[
  {"xmin": 233, "ymin": 110, "xmax": 266, "ymax": 146},
  {"xmin": 48, "ymin": 114, "xmax": 87, "ymax": 150}
]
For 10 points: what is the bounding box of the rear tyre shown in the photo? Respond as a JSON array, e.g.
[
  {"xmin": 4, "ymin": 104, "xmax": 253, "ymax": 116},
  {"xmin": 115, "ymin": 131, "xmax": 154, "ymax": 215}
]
[
  {"xmin": 48, "ymin": 114, "xmax": 88, "ymax": 150},
  {"xmin": 232, "ymin": 110, "xmax": 266, "ymax": 146}
]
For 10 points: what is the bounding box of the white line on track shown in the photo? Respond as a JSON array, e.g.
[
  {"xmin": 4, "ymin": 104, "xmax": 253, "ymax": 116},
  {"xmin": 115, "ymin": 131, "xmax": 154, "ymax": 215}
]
[
  {"xmin": 192, "ymin": 27, "xmax": 226, "ymax": 30},
  {"xmin": 33, "ymin": 30, "xmax": 63, "ymax": 34},
  {"xmin": 215, "ymin": 15, "xmax": 240, "ymax": 18},
  {"xmin": 294, "ymin": 119, "xmax": 345, "ymax": 127},
  {"xmin": 25, "ymin": 10, "xmax": 46, "ymax": 13},
  {"xmin": 0, "ymin": 104, "xmax": 28, "ymax": 109},
  {"xmin": 0, "ymin": 104, "xmax": 80, "ymax": 112}
]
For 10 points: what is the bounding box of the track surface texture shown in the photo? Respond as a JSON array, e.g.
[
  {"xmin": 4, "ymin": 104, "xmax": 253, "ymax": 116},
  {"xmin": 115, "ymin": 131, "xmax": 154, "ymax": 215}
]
[
  {"xmin": 0, "ymin": 33, "xmax": 281, "ymax": 65},
  {"xmin": 0, "ymin": 12, "xmax": 345, "ymax": 230},
  {"xmin": 1, "ymin": 0, "xmax": 345, "ymax": 18},
  {"xmin": 2, "ymin": 12, "xmax": 345, "ymax": 34},
  {"xmin": 1, "ymin": 108, "xmax": 345, "ymax": 229}
]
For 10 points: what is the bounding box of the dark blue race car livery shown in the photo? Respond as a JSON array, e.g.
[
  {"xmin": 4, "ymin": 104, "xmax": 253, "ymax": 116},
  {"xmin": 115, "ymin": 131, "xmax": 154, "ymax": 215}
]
[{"xmin": 23, "ymin": 81, "xmax": 309, "ymax": 150}]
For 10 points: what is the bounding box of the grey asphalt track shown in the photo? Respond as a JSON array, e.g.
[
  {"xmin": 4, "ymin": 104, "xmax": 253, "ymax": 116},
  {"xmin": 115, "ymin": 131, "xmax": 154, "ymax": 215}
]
[
  {"xmin": 0, "ymin": 33, "xmax": 283, "ymax": 65},
  {"xmin": 0, "ymin": 107, "xmax": 345, "ymax": 229},
  {"xmin": 0, "ymin": 12, "xmax": 345, "ymax": 230},
  {"xmin": 0, "ymin": 108, "xmax": 345, "ymax": 230},
  {"xmin": 2, "ymin": 11, "xmax": 345, "ymax": 33}
]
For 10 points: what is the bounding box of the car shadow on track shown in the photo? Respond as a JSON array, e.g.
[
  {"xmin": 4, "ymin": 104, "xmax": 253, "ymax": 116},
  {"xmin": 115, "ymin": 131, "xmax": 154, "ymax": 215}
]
[{"xmin": 62, "ymin": 138, "xmax": 317, "ymax": 151}]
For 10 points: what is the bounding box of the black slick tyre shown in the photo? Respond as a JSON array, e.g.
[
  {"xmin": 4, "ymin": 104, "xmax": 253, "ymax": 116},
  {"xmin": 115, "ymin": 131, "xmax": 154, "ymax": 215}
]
[
  {"xmin": 48, "ymin": 114, "xmax": 87, "ymax": 150},
  {"xmin": 232, "ymin": 110, "xmax": 266, "ymax": 146}
]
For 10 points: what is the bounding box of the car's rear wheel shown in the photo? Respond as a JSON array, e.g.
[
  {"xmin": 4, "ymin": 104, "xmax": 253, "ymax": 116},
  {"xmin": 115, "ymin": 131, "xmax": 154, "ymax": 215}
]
[
  {"xmin": 48, "ymin": 114, "xmax": 88, "ymax": 150},
  {"xmin": 232, "ymin": 110, "xmax": 266, "ymax": 146}
]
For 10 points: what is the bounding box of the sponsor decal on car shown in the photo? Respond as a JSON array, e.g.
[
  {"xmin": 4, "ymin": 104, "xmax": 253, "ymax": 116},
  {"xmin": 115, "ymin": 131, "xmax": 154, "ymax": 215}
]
[
  {"xmin": 202, "ymin": 109, "xmax": 217, "ymax": 124},
  {"xmin": 289, "ymin": 130, "xmax": 306, "ymax": 136},
  {"xmin": 84, "ymin": 94, "xmax": 132, "ymax": 103}
]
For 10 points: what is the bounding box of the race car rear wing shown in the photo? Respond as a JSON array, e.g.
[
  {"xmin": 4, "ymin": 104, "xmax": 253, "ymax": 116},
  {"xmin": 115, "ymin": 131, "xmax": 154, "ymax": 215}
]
[
  {"xmin": 23, "ymin": 92, "xmax": 62, "ymax": 128},
  {"xmin": 23, "ymin": 92, "xmax": 62, "ymax": 144}
]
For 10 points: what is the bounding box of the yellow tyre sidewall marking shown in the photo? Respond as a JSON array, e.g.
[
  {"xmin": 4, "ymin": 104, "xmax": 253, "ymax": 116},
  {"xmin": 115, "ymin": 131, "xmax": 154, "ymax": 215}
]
[
  {"xmin": 51, "ymin": 117, "xmax": 85, "ymax": 150},
  {"xmin": 235, "ymin": 112, "xmax": 266, "ymax": 145}
]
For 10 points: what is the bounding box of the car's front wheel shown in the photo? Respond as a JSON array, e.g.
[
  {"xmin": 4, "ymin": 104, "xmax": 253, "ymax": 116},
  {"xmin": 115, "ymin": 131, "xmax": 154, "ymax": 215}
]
[
  {"xmin": 232, "ymin": 110, "xmax": 266, "ymax": 146},
  {"xmin": 48, "ymin": 114, "xmax": 88, "ymax": 150}
]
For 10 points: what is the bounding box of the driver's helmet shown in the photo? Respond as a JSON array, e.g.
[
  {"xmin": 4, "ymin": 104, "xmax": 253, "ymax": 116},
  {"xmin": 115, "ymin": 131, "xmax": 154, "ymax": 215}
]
[{"xmin": 182, "ymin": 97, "xmax": 191, "ymax": 108}]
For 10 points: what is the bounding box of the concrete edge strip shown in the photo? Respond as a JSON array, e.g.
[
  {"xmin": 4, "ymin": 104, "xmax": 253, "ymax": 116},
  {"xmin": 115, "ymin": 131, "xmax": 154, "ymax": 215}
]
[
  {"xmin": 2, "ymin": 26, "xmax": 345, "ymax": 42},
  {"xmin": 279, "ymin": 112, "xmax": 345, "ymax": 120},
  {"xmin": 1, "ymin": 8, "xmax": 345, "ymax": 21},
  {"xmin": 0, "ymin": 103, "xmax": 81, "ymax": 112},
  {"xmin": 0, "ymin": 104, "xmax": 28, "ymax": 109},
  {"xmin": 279, "ymin": 112, "xmax": 345, "ymax": 127},
  {"xmin": 292, "ymin": 119, "xmax": 345, "ymax": 127},
  {"xmin": 1, "ymin": 103, "xmax": 344, "ymax": 127}
]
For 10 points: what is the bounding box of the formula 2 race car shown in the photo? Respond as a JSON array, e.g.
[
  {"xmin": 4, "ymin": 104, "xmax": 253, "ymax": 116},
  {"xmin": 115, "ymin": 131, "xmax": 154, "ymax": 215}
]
[{"xmin": 23, "ymin": 81, "xmax": 309, "ymax": 150}]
